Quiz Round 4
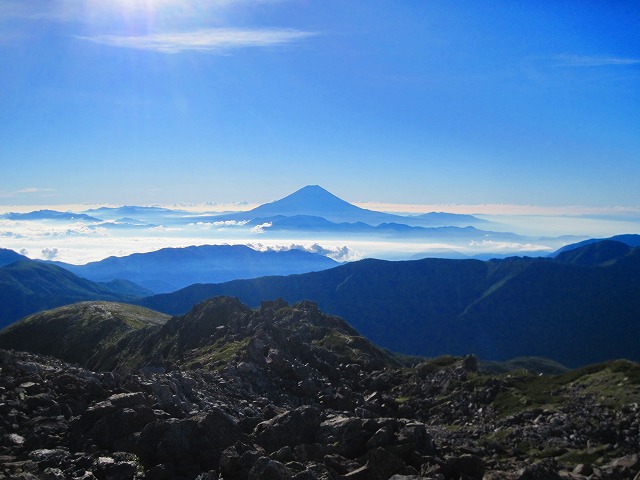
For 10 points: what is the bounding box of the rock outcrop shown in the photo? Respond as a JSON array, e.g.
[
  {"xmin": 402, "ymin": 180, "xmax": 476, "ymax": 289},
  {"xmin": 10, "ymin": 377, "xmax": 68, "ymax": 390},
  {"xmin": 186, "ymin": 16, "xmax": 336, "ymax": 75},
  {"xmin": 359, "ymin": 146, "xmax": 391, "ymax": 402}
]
[{"xmin": 1, "ymin": 297, "xmax": 640, "ymax": 479}]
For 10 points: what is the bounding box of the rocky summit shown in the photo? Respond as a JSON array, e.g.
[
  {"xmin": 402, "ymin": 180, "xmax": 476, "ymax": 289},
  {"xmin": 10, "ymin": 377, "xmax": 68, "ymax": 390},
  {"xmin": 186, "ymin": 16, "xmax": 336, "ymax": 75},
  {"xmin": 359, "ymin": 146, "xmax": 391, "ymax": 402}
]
[{"xmin": 0, "ymin": 297, "xmax": 639, "ymax": 480}]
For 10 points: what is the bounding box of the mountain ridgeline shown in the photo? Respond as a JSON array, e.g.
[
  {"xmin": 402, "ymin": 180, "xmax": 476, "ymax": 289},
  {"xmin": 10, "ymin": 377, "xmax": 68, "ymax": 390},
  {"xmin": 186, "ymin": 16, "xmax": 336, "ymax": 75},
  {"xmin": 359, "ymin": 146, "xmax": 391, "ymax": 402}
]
[
  {"xmin": 136, "ymin": 240, "xmax": 640, "ymax": 367},
  {"xmin": 210, "ymin": 185, "xmax": 488, "ymax": 227},
  {"xmin": 53, "ymin": 244, "xmax": 340, "ymax": 294},
  {"xmin": 1, "ymin": 238, "xmax": 639, "ymax": 367},
  {"xmin": 0, "ymin": 260, "xmax": 129, "ymax": 329},
  {"xmin": 1, "ymin": 229, "xmax": 640, "ymax": 477},
  {"xmin": 0, "ymin": 297, "xmax": 397, "ymax": 373},
  {"xmin": 1, "ymin": 296, "xmax": 640, "ymax": 479}
]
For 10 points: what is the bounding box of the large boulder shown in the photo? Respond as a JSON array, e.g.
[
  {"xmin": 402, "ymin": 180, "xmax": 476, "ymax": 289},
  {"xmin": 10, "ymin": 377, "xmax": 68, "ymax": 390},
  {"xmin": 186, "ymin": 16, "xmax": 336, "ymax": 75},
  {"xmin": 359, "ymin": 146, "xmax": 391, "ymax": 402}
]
[
  {"xmin": 317, "ymin": 415, "xmax": 369, "ymax": 459},
  {"xmin": 254, "ymin": 406, "xmax": 321, "ymax": 453},
  {"xmin": 134, "ymin": 408, "xmax": 246, "ymax": 475}
]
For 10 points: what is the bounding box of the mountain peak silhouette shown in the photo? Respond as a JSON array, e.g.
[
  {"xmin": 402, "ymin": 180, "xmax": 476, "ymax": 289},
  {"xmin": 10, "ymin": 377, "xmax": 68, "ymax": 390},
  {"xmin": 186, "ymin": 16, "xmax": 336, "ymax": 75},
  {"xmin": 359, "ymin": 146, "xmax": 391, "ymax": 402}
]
[{"xmin": 246, "ymin": 185, "xmax": 374, "ymax": 223}]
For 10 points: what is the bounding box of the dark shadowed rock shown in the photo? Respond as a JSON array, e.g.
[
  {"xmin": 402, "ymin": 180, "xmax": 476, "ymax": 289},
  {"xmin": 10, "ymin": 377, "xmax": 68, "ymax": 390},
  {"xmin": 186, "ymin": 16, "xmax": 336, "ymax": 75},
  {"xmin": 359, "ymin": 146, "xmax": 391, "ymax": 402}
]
[
  {"xmin": 254, "ymin": 406, "xmax": 321, "ymax": 453},
  {"xmin": 441, "ymin": 454, "xmax": 485, "ymax": 479},
  {"xmin": 516, "ymin": 459, "xmax": 563, "ymax": 480},
  {"xmin": 247, "ymin": 456, "xmax": 292, "ymax": 480},
  {"xmin": 365, "ymin": 447, "xmax": 406, "ymax": 480},
  {"xmin": 317, "ymin": 415, "xmax": 368, "ymax": 459},
  {"xmin": 135, "ymin": 408, "xmax": 246, "ymax": 475},
  {"xmin": 2, "ymin": 294, "xmax": 640, "ymax": 480}
]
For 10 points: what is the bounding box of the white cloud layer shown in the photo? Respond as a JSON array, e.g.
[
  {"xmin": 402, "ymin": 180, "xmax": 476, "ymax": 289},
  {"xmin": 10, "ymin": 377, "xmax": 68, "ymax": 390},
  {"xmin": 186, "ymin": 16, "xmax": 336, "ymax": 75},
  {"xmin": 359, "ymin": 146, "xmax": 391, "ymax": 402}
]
[
  {"xmin": 1, "ymin": 203, "xmax": 639, "ymax": 265},
  {"xmin": 187, "ymin": 220, "xmax": 249, "ymax": 230},
  {"xmin": 41, "ymin": 247, "xmax": 59, "ymax": 260},
  {"xmin": 249, "ymin": 243, "xmax": 357, "ymax": 262},
  {"xmin": 250, "ymin": 222, "xmax": 272, "ymax": 233},
  {"xmin": 77, "ymin": 28, "xmax": 316, "ymax": 54}
]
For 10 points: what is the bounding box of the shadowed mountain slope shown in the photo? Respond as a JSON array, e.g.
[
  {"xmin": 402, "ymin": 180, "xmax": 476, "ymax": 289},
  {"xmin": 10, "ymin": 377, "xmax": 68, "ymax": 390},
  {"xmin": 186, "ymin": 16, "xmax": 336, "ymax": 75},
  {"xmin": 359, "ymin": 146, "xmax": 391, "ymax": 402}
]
[
  {"xmin": 0, "ymin": 297, "xmax": 639, "ymax": 478},
  {"xmin": 0, "ymin": 296, "xmax": 398, "ymax": 374},
  {"xmin": 54, "ymin": 244, "xmax": 339, "ymax": 293},
  {"xmin": 0, "ymin": 260, "xmax": 128, "ymax": 329},
  {"xmin": 553, "ymin": 233, "xmax": 640, "ymax": 256},
  {"xmin": 0, "ymin": 301, "xmax": 169, "ymax": 369},
  {"xmin": 0, "ymin": 248, "xmax": 28, "ymax": 267},
  {"xmin": 137, "ymin": 242, "xmax": 640, "ymax": 367},
  {"xmin": 553, "ymin": 239, "xmax": 634, "ymax": 266}
]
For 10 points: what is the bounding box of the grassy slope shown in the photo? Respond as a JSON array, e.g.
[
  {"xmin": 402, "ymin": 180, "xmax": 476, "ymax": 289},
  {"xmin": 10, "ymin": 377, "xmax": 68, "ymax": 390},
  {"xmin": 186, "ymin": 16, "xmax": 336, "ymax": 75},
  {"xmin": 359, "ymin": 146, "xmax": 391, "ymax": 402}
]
[{"xmin": 0, "ymin": 301, "xmax": 169, "ymax": 369}]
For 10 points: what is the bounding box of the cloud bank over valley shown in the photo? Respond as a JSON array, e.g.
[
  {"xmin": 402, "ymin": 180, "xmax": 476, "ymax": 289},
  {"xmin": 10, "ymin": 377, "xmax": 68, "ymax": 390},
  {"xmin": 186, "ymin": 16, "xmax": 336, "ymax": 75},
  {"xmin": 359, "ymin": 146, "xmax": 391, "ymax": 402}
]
[{"xmin": 1, "ymin": 186, "xmax": 639, "ymax": 265}]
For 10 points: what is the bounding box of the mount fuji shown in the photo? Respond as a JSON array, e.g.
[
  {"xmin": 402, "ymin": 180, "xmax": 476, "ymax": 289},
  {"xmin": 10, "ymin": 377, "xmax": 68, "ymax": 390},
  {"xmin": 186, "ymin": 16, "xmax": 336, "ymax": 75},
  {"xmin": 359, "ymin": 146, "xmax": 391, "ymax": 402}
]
[{"xmin": 211, "ymin": 185, "xmax": 486, "ymax": 227}]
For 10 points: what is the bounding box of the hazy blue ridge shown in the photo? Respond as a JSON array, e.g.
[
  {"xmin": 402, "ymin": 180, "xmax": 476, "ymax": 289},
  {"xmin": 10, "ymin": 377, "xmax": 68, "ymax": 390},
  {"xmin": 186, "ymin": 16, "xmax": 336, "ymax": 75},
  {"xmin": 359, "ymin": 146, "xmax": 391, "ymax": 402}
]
[
  {"xmin": 0, "ymin": 248, "xmax": 29, "ymax": 267},
  {"xmin": 0, "ymin": 210, "xmax": 102, "ymax": 222},
  {"xmin": 136, "ymin": 241, "xmax": 640, "ymax": 367},
  {"xmin": 52, "ymin": 244, "xmax": 339, "ymax": 294},
  {"xmin": 0, "ymin": 260, "xmax": 128, "ymax": 329},
  {"xmin": 245, "ymin": 215, "xmax": 521, "ymax": 240},
  {"xmin": 552, "ymin": 234, "xmax": 640, "ymax": 256}
]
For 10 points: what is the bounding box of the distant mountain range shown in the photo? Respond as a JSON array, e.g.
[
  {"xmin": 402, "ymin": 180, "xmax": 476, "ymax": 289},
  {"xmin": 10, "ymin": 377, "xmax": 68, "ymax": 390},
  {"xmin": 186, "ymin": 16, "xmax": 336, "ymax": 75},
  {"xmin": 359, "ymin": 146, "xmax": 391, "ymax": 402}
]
[
  {"xmin": 2, "ymin": 185, "xmax": 574, "ymax": 261},
  {"xmin": 135, "ymin": 239, "xmax": 640, "ymax": 367},
  {"xmin": 192, "ymin": 185, "xmax": 489, "ymax": 228},
  {"xmin": 53, "ymin": 244, "xmax": 340, "ymax": 293},
  {"xmin": 2, "ymin": 235, "xmax": 640, "ymax": 366},
  {"xmin": 552, "ymin": 233, "xmax": 640, "ymax": 255},
  {"xmin": 0, "ymin": 210, "xmax": 101, "ymax": 222},
  {"xmin": 0, "ymin": 261, "xmax": 128, "ymax": 329},
  {"xmin": 83, "ymin": 205, "xmax": 188, "ymax": 220},
  {"xmin": 244, "ymin": 215, "xmax": 517, "ymax": 240},
  {"xmin": 57, "ymin": 186, "xmax": 490, "ymax": 230}
]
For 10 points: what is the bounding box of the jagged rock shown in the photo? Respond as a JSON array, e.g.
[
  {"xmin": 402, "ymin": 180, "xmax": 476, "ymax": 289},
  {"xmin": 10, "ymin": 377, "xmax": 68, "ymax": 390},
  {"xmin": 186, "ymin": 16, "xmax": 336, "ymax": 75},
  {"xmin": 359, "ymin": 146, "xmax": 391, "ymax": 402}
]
[
  {"xmin": 601, "ymin": 454, "xmax": 640, "ymax": 479},
  {"xmin": 107, "ymin": 392, "xmax": 150, "ymax": 408},
  {"xmin": 516, "ymin": 459, "xmax": 563, "ymax": 480},
  {"xmin": 194, "ymin": 472, "xmax": 218, "ymax": 480},
  {"xmin": 28, "ymin": 448, "xmax": 69, "ymax": 469},
  {"xmin": 366, "ymin": 425, "xmax": 395, "ymax": 450},
  {"xmin": 365, "ymin": 447, "xmax": 406, "ymax": 480},
  {"xmin": 219, "ymin": 442, "xmax": 263, "ymax": 480},
  {"xmin": 254, "ymin": 406, "xmax": 321, "ymax": 453},
  {"xmin": 80, "ymin": 405, "xmax": 157, "ymax": 451},
  {"xmin": 134, "ymin": 408, "xmax": 245, "ymax": 475},
  {"xmin": 441, "ymin": 454, "xmax": 485, "ymax": 480},
  {"xmin": 317, "ymin": 415, "xmax": 368, "ymax": 459},
  {"xmin": 1, "ymin": 296, "xmax": 640, "ymax": 480},
  {"xmin": 323, "ymin": 454, "xmax": 360, "ymax": 476},
  {"xmin": 247, "ymin": 456, "xmax": 292, "ymax": 480}
]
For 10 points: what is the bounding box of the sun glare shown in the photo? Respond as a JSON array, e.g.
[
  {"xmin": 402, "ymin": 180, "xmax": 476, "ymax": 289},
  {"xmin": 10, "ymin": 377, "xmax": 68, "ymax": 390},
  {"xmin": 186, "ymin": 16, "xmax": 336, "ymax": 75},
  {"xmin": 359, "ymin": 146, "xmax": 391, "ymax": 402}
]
[{"xmin": 79, "ymin": 0, "xmax": 202, "ymax": 29}]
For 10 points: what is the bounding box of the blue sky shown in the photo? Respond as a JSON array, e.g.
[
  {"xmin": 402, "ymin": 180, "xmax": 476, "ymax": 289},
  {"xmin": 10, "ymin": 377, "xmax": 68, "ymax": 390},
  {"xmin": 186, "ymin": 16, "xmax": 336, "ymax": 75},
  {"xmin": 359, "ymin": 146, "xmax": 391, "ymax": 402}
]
[{"xmin": 1, "ymin": 0, "xmax": 639, "ymax": 207}]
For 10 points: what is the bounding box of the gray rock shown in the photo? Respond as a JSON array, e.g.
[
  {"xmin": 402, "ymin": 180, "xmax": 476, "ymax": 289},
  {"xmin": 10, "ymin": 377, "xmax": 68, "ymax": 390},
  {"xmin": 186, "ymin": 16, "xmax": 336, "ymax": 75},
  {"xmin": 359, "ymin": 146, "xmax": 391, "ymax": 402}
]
[
  {"xmin": 248, "ymin": 456, "xmax": 291, "ymax": 480},
  {"xmin": 365, "ymin": 447, "xmax": 406, "ymax": 480},
  {"xmin": 441, "ymin": 454, "xmax": 485, "ymax": 480},
  {"xmin": 135, "ymin": 408, "xmax": 245, "ymax": 475},
  {"xmin": 254, "ymin": 406, "xmax": 321, "ymax": 453},
  {"xmin": 317, "ymin": 415, "xmax": 367, "ymax": 459}
]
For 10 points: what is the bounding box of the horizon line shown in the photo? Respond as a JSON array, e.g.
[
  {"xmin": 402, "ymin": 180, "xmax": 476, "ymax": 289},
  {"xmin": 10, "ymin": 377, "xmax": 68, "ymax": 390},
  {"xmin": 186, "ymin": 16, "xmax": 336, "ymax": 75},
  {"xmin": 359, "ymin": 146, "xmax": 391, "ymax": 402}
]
[{"xmin": 1, "ymin": 201, "xmax": 639, "ymax": 217}]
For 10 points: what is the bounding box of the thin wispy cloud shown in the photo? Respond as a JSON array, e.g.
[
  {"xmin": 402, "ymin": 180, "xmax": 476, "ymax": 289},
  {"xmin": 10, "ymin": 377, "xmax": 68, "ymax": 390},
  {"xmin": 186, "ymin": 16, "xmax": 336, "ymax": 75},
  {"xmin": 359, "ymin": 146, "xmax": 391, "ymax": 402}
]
[
  {"xmin": 553, "ymin": 54, "xmax": 640, "ymax": 68},
  {"xmin": 77, "ymin": 28, "xmax": 316, "ymax": 54},
  {"xmin": 0, "ymin": 187, "xmax": 56, "ymax": 198}
]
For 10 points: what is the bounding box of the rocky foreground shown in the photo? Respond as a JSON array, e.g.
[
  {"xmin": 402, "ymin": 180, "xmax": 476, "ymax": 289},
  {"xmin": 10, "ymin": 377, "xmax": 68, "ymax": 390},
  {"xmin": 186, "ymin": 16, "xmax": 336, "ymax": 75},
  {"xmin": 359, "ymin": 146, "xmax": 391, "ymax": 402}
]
[{"xmin": 0, "ymin": 298, "xmax": 639, "ymax": 479}]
